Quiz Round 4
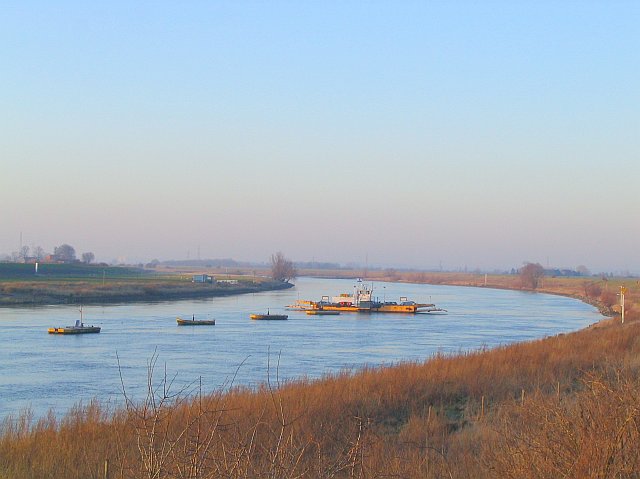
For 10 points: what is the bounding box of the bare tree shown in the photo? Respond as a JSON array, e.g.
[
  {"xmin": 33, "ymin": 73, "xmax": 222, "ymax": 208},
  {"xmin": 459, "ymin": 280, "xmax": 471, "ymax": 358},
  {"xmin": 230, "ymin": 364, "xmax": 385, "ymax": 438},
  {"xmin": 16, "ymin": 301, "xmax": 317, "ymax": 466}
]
[
  {"xmin": 519, "ymin": 262, "xmax": 545, "ymax": 289},
  {"xmin": 18, "ymin": 245, "xmax": 29, "ymax": 262},
  {"xmin": 82, "ymin": 252, "xmax": 95, "ymax": 264},
  {"xmin": 270, "ymin": 252, "xmax": 297, "ymax": 283},
  {"xmin": 32, "ymin": 245, "xmax": 46, "ymax": 261}
]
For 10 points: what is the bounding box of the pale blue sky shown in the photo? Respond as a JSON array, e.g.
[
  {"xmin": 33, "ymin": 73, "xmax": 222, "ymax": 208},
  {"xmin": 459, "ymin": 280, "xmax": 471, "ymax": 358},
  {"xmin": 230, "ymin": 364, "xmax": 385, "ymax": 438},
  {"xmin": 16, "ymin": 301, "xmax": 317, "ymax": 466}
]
[{"xmin": 1, "ymin": 1, "xmax": 639, "ymax": 273}]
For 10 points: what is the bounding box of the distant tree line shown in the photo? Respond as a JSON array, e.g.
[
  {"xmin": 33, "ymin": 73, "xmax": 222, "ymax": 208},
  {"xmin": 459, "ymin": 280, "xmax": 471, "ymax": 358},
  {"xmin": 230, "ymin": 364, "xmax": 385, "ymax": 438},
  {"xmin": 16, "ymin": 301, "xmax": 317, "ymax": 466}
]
[
  {"xmin": 517, "ymin": 262, "xmax": 595, "ymax": 289},
  {"xmin": 513, "ymin": 263, "xmax": 594, "ymax": 281},
  {"xmin": 154, "ymin": 258, "xmax": 343, "ymax": 271},
  {"xmin": 3, "ymin": 243, "xmax": 95, "ymax": 265},
  {"xmin": 158, "ymin": 258, "xmax": 256, "ymax": 268},
  {"xmin": 293, "ymin": 261, "xmax": 342, "ymax": 270}
]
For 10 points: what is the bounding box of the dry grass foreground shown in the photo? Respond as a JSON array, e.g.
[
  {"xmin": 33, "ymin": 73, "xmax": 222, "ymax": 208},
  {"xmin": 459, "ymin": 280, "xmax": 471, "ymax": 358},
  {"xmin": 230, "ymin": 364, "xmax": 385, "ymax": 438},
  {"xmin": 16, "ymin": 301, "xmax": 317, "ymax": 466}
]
[{"xmin": 1, "ymin": 273, "xmax": 639, "ymax": 478}]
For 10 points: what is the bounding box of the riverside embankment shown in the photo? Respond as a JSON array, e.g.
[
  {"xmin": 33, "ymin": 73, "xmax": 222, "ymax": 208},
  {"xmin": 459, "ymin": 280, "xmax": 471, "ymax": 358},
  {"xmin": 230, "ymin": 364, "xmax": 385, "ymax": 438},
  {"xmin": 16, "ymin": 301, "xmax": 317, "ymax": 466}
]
[
  {"xmin": 0, "ymin": 263, "xmax": 292, "ymax": 306},
  {"xmin": 0, "ymin": 278, "xmax": 293, "ymax": 306}
]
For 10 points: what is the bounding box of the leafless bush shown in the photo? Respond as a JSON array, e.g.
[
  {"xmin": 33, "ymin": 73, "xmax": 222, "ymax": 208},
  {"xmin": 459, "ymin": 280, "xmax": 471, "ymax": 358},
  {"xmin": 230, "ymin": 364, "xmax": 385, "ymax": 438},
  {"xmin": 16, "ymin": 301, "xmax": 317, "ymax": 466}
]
[{"xmin": 584, "ymin": 281, "xmax": 602, "ymax": 299}]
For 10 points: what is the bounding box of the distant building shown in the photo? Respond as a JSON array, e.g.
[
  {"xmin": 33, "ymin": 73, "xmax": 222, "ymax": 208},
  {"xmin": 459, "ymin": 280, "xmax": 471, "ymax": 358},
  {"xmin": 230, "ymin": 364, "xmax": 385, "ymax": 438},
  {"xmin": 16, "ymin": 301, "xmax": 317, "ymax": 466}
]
[
  {"xmin": 192, "ymin": 274, "xmax": 214, "ymax": 284},
  {"xmin": 217, "ymin": 279, "xmax": 239, "ymax": 285}
]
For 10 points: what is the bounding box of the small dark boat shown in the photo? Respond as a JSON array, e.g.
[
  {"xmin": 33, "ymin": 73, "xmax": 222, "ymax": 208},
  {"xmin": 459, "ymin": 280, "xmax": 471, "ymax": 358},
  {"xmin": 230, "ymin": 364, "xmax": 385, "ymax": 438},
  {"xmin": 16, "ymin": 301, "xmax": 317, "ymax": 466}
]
[
  {"xmin": 250, "ymin": 310, "xmax": 288, "ymax": 320},
  {"xmin": 177, "ymin": 315, "xmax": 216, "ymax": 326},
  {"xmin": 306, "ymin": 310, "xmax": 340, "ymax": 316}
]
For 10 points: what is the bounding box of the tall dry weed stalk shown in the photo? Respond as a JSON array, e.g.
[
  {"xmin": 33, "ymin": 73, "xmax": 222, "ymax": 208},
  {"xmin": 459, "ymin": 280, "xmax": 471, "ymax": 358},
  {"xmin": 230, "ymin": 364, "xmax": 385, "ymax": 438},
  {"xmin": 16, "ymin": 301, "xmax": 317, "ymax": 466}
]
[{"xmin": 483, "ymin": 368, "xmax": 640, "ymax": 479}]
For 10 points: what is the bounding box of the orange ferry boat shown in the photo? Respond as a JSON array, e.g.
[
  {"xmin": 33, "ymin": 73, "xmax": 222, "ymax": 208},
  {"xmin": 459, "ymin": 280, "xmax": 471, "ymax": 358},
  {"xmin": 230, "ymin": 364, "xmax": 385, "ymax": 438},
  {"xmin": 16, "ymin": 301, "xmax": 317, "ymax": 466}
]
[{"xmin": 292, "ymin": 280, "xmax": 446, "ymax": 314}]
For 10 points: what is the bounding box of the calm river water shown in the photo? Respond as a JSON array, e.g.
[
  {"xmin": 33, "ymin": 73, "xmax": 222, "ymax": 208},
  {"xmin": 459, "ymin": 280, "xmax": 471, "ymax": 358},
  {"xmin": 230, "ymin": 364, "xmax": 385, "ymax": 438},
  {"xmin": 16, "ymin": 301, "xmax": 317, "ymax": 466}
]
[{"xmin": 0, "ymin": 277, "xmax": 603, "ymax": 419}]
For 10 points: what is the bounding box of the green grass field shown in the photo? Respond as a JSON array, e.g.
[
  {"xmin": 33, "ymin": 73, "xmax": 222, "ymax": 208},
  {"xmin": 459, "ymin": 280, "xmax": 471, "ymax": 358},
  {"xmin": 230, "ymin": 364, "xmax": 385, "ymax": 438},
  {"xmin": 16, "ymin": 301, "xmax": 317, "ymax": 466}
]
[{"xmin": 0, "ymin": 262, "xmax": 150, "ymax": 281}]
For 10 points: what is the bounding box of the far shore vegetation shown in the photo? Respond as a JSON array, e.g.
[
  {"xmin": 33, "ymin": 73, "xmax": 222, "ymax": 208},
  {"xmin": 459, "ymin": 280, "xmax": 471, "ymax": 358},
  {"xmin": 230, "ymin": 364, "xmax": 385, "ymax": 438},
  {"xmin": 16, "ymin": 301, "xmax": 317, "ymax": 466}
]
[
  {"xmin": 1, "ymin": 259, "xmax": 639, "ymax": 477},
  {"xmin": 0, "ymin": 245, "xmax": 298, "ymax": 306},
  {"xmin": 0, "ymin": 262, "xmax": 293, "ymax": 306}
]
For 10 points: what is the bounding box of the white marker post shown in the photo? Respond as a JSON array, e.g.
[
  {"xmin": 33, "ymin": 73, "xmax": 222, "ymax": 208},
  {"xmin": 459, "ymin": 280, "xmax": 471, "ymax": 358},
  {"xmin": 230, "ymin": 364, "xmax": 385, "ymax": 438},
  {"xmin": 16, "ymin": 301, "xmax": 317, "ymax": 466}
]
[{"xmin": 620, "ymin": 286, "xmax": 627, "ymax": 325}]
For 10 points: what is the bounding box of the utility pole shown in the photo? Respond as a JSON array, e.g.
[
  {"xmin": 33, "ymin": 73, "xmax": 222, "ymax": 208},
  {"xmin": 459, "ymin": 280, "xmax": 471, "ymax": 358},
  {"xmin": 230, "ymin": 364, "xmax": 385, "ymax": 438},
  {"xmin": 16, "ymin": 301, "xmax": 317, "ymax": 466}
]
[{"xmin": 620, "ymin": 286, "xmax": 627, "ymax": 324}]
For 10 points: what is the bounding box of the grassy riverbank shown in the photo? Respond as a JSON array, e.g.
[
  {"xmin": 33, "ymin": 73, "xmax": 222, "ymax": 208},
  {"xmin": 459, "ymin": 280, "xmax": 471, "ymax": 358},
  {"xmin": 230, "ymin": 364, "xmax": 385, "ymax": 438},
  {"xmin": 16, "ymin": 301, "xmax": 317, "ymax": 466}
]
[
  {"xmin": 1, "ymin": 272, "xmax": 638, "ymax": 478},
  {"xmin": 0, "ymin": 263, "xmax": 292, "ymax": 305}
]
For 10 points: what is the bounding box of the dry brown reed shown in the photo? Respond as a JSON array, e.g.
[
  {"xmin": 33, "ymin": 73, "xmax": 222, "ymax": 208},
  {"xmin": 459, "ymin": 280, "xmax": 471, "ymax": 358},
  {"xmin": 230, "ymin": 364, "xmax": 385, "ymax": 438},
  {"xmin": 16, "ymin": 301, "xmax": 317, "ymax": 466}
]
[{"xmin": 483, "ymin": 368, "xmax": 640, "ymax": 478}]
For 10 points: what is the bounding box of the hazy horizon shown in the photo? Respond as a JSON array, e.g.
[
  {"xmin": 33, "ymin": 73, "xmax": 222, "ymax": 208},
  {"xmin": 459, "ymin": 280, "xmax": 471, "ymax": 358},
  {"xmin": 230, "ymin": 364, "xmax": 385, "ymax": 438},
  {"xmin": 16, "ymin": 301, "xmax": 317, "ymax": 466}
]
[
  {"xmin": 0, "ymin": 247, "xmax": 632, "ymax": 277},
  {"xmin": 2, "ymin": 2, "xmax": 639, "ymax": 274}
]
